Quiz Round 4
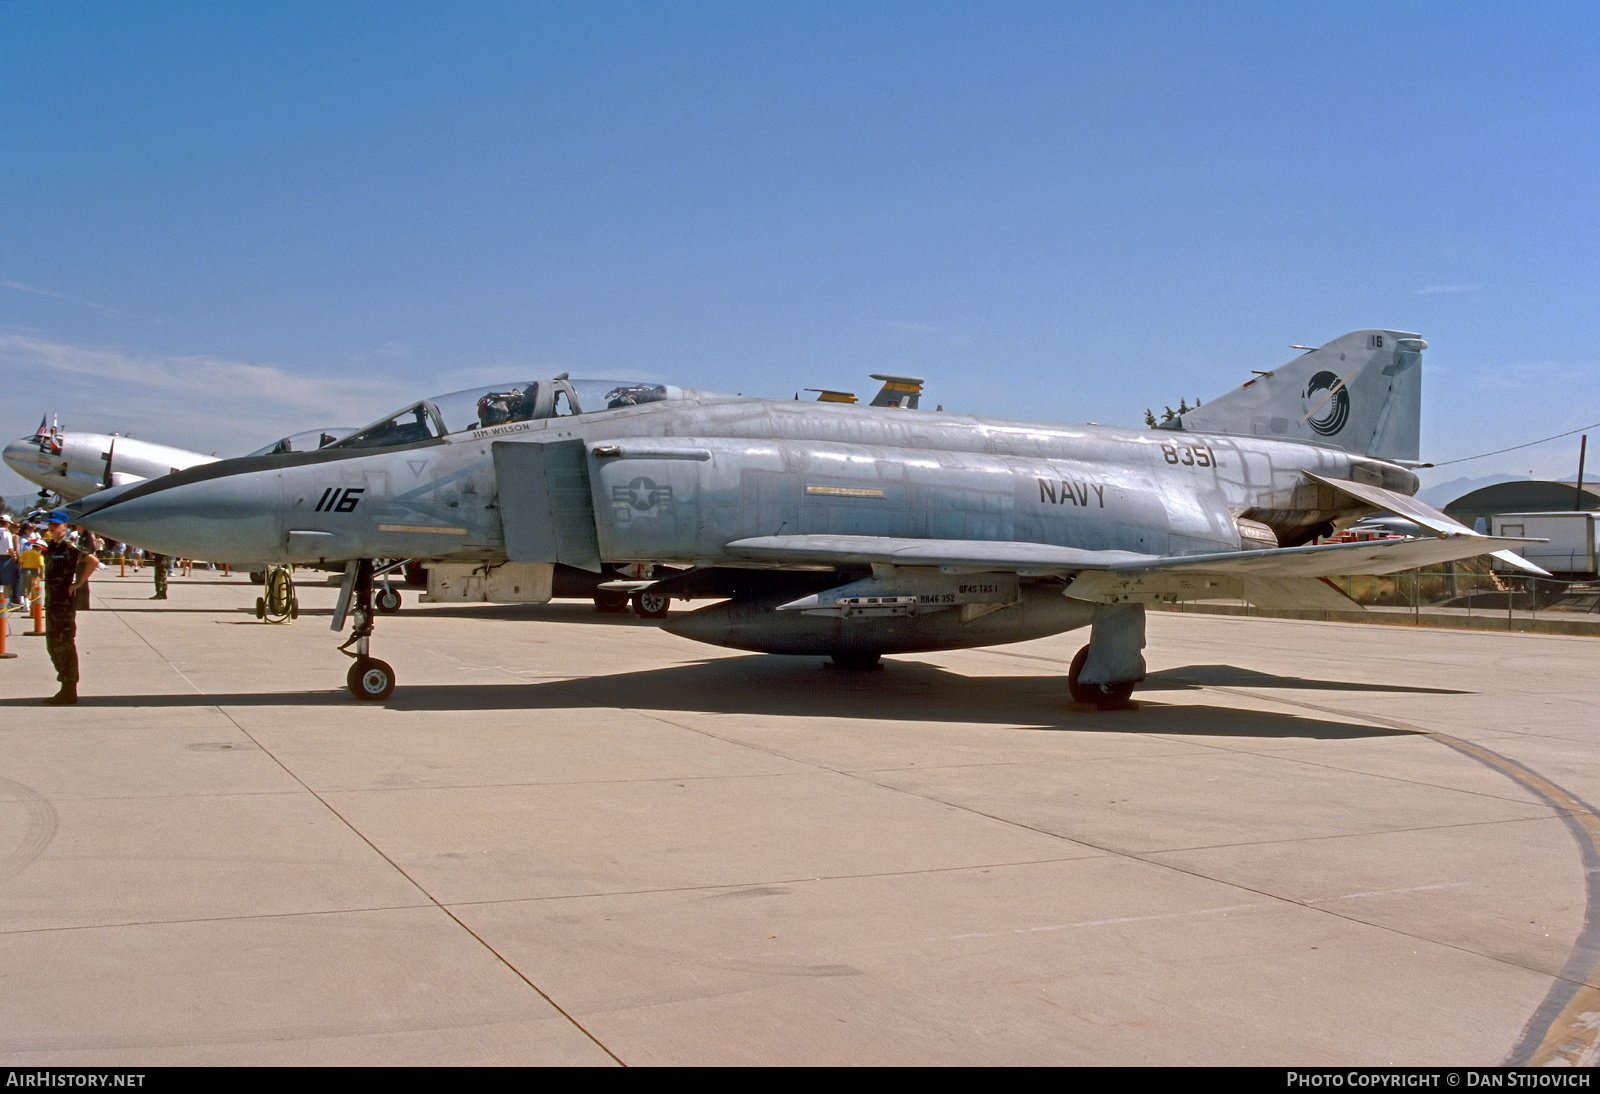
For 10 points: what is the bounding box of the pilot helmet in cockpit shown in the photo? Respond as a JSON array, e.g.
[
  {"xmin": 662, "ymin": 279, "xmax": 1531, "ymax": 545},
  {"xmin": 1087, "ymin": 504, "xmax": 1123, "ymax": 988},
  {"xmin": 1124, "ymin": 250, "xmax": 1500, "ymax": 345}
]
[{"xmin": 476, "ymin": 387, "xmax": 533, "ymax": 428}]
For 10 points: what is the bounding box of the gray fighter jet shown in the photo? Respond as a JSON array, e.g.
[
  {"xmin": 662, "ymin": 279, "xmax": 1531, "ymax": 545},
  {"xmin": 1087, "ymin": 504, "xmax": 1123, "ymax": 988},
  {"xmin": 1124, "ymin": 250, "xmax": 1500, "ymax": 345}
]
[{"xmin": 66, "ymin": 335, "xmax": 1543, "ymax": 703}]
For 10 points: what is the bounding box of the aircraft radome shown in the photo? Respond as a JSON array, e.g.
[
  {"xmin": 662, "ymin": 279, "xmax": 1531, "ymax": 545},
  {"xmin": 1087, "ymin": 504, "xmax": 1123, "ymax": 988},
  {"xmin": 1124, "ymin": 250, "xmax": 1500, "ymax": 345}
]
[{"xmin": 66, "ymin": 333, "xmax": 1545, "ymax": 704}]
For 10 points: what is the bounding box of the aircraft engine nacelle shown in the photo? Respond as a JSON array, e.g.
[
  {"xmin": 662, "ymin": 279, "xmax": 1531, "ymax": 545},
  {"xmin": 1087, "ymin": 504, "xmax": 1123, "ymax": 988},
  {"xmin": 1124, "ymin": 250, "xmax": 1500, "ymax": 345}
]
[{"xmin": 661, "ymin": 582, "xmax": 1094, "ymax": 657}]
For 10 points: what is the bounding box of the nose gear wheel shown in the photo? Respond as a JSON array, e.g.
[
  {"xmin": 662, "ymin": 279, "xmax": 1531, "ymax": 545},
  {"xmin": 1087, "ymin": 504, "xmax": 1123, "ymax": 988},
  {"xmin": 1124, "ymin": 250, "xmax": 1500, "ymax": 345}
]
[
  {"xmin": 347, "ymin": 657, "xmax": 396, "ymax": 701},
  {"xmin": 336, "ymin": 559, "xmax": 396, "ymax": 699}
]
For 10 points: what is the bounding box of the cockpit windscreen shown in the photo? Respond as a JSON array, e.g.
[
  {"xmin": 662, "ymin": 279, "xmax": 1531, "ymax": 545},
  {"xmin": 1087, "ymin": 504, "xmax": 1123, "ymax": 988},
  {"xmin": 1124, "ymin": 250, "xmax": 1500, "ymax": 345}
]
[
  {"xmin": 245, "ymin": 428, "xmax": 355, "ymax": 457},
  {"xmin": 329, "ymin": 378, "xmax": 676, "ymax": 451}
]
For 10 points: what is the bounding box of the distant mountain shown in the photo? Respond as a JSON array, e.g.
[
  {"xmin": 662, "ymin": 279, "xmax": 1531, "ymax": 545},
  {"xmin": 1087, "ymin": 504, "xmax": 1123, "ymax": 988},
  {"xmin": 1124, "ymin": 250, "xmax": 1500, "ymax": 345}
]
[{"xmin": 1415, "ymin": 474, "xmax": 1528, "ymax": 508}]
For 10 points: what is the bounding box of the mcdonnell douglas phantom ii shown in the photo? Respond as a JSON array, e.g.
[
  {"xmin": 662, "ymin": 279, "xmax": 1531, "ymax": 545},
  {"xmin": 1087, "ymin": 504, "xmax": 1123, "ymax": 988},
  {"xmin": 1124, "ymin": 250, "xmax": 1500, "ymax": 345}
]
[{"xmin": 67, "ymin": 332, "xmax": 1542, "ymax": 703}]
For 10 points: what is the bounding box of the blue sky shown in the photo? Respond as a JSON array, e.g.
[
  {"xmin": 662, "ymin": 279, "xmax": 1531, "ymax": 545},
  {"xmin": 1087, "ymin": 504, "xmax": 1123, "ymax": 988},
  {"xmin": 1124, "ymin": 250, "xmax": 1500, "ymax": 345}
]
[{"xmin": 4, "ymin": 1, "xmax": 1597, "ymax": 498}]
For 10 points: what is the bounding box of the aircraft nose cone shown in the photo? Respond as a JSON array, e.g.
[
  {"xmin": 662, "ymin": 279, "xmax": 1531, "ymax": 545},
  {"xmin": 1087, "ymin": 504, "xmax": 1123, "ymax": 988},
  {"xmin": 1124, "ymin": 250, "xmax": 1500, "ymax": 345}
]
[
  {"xmin": 3, "ymin": 437, "xmax": 44, "ymax": 479},
  {"xmin": 70, "ymin": 469, "xmax": 283, "ymax": 565}
]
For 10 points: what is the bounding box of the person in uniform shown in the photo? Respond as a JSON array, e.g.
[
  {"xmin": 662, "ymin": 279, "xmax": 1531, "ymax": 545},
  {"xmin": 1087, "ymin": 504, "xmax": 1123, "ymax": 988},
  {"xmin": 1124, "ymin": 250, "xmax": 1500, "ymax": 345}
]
[
  {"xmin": 42, "ymin": 510, "xmax": 100, "ymax": 706},
  {"xmin": 150, "ymin": 553, "xmax": 168, "ymax": 600}
]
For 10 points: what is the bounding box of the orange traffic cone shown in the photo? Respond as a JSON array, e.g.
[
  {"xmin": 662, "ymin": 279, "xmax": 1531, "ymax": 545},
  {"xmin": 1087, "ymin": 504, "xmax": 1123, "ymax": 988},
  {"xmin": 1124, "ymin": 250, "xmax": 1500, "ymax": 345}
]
[{"xmin": 0, "ymin": 594, "xmax": 16, "ymax": 659}]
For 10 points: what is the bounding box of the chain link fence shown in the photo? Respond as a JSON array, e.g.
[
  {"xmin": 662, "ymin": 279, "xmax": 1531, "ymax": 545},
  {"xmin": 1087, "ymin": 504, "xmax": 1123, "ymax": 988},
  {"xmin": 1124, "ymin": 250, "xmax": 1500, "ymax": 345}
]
[
  {"xmin": 1327, "ymin": 557, "xmax": 1600, "ymax": 621},
  {"xmin": 1162, "ymin": 556, "xmax": 1600, "ymax": 628}
]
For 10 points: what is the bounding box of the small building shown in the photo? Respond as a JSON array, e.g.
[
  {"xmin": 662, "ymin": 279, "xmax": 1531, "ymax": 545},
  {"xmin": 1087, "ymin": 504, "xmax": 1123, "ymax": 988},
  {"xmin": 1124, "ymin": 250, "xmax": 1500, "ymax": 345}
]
[
  {"xmin": 1490, "ymin": 511, "xmax": 1599, "ymax": 579},
  {"xmin": 1444, "ymin": 481, "xmax": 1600, "ymax": 532}
]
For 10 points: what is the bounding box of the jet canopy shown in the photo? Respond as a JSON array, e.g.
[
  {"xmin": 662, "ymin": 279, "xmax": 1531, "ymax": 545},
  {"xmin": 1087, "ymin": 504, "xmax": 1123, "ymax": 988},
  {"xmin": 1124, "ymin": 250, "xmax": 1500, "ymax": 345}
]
[
  {"xmin": 245, "ymin": 428, "xmax": 356, "ymax": 457},
  {"xmin": 330, "ymin": 377, "xmax": 678, "ymax": 451}
]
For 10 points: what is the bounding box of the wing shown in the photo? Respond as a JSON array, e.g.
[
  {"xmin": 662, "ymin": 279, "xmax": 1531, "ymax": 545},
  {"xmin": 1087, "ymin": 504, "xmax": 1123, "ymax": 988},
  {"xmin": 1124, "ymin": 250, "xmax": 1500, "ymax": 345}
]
[
  {"xmin": 1302, "ymin": 471, "xmax": 1549, "ymax": 577},
  {"xmin": 724, "ymin": 534, "xmax": 1160, "ymax": 574},
  {"xmin": 725, "ymin": 531, "xmax": 1538, "ymax": 576},
  {"xmin": 725, "ymin": 531, "xmax": 1543, "ymax": 611},
  {"xmin": 1063, "ymin": 533, "xmax": 1540, "ymax": 607}
]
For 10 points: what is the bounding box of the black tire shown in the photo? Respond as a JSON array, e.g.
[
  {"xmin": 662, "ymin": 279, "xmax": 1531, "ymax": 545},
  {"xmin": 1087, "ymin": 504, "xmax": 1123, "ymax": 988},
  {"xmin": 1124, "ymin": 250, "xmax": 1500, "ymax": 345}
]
[
  {"xmin": 289, "ymin": 599, "xmax": 299, "ymax": 621},
  {"xmin": 255, "ymin": 597, "xmax": 266, "ymax": 620},
  {"xmin": 593, "ymin": 590, "xmax": 630, "ymax": 613},
  {"xmin": 347, "ymin": 657, "xmax": 396, "ymax": 701},
  {"xmin": 249, "ymin": 571, "xmax": 266, "ymax": 585},
  {"xmin": 376, "ymin": 587, "xmax": 402, "ymax": 614},
  {"xmin": 1067, "ymin": 645, "xmax": 1135, "ymax": 709},
  {"xmin": 631, "ymin": 590, "xmax": 670, "ymax": 619},
  {"xmin": 830, "ymin": 652, "xmax": 882, "ymax": 671}
]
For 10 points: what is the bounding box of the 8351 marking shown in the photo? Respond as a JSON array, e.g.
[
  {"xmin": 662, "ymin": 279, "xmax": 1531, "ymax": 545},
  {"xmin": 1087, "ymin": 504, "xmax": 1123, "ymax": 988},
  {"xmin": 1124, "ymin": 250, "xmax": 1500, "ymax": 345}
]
[{"xmin": 1160, "ymin": 444, "xmax": 1218, "ymax": 468}]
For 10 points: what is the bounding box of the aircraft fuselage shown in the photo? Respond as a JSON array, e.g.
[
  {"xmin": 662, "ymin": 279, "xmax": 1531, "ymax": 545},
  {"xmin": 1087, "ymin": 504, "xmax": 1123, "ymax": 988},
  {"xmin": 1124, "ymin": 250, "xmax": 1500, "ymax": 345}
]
[{"xmin": 70, "ymin": 395, "xmax": 1412, "ymax": 569}]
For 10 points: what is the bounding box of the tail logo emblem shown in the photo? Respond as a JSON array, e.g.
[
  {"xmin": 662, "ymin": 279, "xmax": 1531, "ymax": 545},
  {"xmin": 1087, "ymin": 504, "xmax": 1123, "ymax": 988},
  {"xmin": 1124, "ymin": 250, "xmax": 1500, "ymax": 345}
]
[{"xmin": 1303, "ymin": 371, "xmax": 1350, "ymax": 436}]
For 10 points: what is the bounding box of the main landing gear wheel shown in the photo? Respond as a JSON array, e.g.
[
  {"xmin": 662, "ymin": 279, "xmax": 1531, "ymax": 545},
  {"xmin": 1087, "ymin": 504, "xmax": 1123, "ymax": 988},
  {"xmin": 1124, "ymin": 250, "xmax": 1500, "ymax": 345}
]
[
  {"xmin": 375, "ymin": 587, "xmax": 402, "ymax": 614},
  {"xmin": 1068, "ymin": 645, "xmax": 1135, "ymax": 710},
  {"xmin": 593, "ymin": 590, "xmax": 630, "ymax": 613},
  {"xmin": 632, "ymin": 590, "xmax": 669, "ymax": 619},
  {"xmin": 347, "ymin": 657, "xmax": 396, "ymax": 701}
]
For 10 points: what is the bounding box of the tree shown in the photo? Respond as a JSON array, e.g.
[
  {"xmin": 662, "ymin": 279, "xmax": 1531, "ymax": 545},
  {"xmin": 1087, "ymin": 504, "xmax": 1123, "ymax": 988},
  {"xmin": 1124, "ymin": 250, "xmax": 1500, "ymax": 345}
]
[{"xmin": 1144, "ymin": 398, "xmax": 1203, "ymax": 428}]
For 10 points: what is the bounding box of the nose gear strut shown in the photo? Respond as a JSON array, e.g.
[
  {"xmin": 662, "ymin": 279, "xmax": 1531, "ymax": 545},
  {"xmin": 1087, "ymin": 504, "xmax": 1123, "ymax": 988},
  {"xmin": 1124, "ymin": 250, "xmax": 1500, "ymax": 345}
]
[{"xmin": 334, "ymin": 559, "xmax": 396, "ymax": 700}]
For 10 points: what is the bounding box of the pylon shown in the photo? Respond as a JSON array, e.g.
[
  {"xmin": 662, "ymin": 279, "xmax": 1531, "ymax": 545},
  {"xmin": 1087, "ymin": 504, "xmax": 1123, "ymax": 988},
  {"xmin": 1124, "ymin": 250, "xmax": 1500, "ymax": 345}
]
[{"xmin": 0, "ymin": 595, "xmax": 16, "ymax": 659}]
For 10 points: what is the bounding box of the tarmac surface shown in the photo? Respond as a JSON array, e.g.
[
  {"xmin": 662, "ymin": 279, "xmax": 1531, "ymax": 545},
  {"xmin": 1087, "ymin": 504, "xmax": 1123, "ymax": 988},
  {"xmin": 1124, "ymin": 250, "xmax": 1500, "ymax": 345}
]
[{"xmin": 3, "ymin": 568, "xmax": 1599, "ymax": 1066}]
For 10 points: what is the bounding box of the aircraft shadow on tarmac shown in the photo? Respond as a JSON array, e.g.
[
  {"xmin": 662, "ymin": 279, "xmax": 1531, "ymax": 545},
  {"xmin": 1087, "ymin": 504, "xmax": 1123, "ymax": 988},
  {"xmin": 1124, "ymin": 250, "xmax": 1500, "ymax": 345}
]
[
  {"xmin": 13, "ymin": 657, "xmax": 1415, "ymax": 740},
  {"xmin": 407, "ymin": 602, "xmax": 664, "ymax": 625},
  {"xmin": 1142, "ymin": 664, "xmax": 1471, "ymax": 695},
  {"xmin": 99, "ymin": 606, "xmax": 270, "ymax": 615},
  {"xmin": 212, "ymin": 603, "xmax": 661, "ymax": 625},
  {"xmin": 100, "ymin": 599, "xmax": 658, "ymax": 624}
]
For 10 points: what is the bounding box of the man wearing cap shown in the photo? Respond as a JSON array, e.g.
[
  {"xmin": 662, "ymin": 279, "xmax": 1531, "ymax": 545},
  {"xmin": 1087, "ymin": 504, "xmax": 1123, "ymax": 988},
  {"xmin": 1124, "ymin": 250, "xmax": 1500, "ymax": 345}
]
[{"xmin": 42, "ymin": 510, "xmax": 99, "ymax": 706}]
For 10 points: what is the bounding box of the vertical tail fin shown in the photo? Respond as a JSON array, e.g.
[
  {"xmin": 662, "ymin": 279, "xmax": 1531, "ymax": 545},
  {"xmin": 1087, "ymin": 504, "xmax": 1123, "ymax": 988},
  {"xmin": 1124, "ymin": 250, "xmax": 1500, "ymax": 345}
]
[
  {"xmin": 869, "ymin": 374, "xmax": 923, "ymax": 409},
  {"xmin": 1175, "ymin": 330, "xmax": 1424, "ymax": 461}
]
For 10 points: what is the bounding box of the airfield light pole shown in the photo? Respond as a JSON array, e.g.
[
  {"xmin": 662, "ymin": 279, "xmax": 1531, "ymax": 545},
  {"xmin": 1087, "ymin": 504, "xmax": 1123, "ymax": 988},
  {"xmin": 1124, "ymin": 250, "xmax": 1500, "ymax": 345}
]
[{"xmin": 1576, "ymin": 435, "xmax": 1588, "ymax": 511}]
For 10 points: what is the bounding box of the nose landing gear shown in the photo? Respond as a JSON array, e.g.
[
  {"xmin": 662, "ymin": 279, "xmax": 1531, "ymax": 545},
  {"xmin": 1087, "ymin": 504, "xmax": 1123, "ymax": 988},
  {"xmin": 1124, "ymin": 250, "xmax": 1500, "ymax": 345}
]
[{"xmin": 335, "ymin": 559, "xmax": 396, "ymax": 700}]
